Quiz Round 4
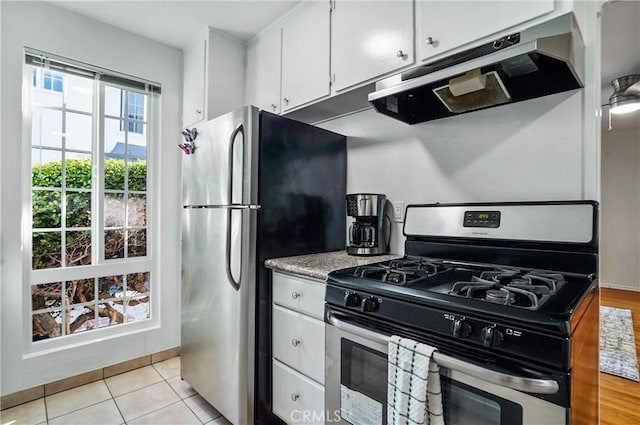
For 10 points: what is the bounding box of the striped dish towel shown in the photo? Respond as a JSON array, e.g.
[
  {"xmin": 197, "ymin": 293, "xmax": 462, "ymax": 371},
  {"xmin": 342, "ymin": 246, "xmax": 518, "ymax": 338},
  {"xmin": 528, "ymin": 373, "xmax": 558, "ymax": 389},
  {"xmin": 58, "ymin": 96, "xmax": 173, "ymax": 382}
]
[{"xmin": 387, "ymin": 335, "xmax": 444, "ymax": 425}]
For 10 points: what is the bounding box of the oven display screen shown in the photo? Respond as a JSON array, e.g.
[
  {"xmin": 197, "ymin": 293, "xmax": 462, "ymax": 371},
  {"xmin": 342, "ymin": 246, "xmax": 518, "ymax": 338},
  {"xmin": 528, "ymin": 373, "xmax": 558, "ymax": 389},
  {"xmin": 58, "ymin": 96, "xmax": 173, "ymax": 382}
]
[{"xmin": 464, "ymin": 210, "xmax": 501, "ymax": 228}]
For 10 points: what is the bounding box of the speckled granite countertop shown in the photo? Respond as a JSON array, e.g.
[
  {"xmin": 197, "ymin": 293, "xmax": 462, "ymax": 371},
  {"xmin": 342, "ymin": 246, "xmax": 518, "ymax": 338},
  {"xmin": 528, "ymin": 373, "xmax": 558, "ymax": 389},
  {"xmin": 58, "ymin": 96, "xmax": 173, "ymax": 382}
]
[{"xmin": 265, "ymin": 250, "xmax": 401, "ymax": 281}]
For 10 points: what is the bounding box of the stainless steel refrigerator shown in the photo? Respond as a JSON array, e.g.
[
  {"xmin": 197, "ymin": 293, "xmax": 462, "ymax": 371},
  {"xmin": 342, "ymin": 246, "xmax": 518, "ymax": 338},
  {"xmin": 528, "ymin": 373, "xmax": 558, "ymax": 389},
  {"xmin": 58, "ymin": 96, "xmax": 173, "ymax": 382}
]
[{"xmin": 181, "ymin": 106, "xmax": 346, "ymax": 425}]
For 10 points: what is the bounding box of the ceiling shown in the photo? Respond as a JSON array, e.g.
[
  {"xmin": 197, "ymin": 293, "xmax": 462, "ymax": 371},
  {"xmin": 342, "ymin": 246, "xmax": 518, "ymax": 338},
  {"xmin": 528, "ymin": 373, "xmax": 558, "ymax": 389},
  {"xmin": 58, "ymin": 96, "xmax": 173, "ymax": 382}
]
[
  {"xmin": 49, "ymin": 0, "xmax": 301, "ymax": 49},
  {"xmin": 600, "ymin": 0, "xmax": 640, "ymax": 130}
]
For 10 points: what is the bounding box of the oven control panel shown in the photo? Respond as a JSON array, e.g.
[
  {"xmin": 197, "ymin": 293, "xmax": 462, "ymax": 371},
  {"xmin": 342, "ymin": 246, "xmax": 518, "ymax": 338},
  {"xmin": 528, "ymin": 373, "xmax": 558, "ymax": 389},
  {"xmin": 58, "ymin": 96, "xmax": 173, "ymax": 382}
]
[
  {"xmin": 463, "ymin": 210, "xmax": 501, "ymax": 228},
  {"xmin": 325, "ymin": 284, "xmax": 568, "ymax": 369}
]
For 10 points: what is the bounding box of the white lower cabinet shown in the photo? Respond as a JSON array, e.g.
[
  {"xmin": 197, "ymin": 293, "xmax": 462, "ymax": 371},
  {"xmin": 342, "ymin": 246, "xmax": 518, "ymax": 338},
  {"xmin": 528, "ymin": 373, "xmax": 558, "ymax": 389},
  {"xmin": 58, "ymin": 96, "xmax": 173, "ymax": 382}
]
[
  {"xmin": 273, "ymin": 272, "xmax": 325, "ymax": 320},
  {"xmin": 272, "ymin": 271, "xmax": 326, "ymax": 424},
  {"xmin": 273, "ymin": 360, "xmax": 325, "ymax": 425},
  {"xmin": 273, "ymin": 305, "xmax": 325, "ymax": 384}
]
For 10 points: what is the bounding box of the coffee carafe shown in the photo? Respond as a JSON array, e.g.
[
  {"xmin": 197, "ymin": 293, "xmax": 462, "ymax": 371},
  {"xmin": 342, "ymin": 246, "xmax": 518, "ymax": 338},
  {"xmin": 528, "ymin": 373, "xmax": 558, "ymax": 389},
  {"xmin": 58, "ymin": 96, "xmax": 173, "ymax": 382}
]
[{"xmin": 346, "ymin": 193, "xmax": 391, "ymax": 256}]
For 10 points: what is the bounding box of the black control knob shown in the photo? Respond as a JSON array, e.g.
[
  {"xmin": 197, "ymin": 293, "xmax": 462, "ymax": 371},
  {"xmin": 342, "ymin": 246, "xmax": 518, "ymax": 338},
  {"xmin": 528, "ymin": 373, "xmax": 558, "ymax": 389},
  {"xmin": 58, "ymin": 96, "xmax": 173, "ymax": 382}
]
[
  {"xmin": 360, "ymin": 296, "xmax": 378, "ymax": 312},
  {"xmin": 451, "ymin": 319, "xmax": 472, "ymax": 338},
  {"xmin": 481, "ymin": 326, "xmax": 504, "ymax": 347},
  {"xmin": 343, "ymin": 292, "xmax": 360, "ymax": 307}
]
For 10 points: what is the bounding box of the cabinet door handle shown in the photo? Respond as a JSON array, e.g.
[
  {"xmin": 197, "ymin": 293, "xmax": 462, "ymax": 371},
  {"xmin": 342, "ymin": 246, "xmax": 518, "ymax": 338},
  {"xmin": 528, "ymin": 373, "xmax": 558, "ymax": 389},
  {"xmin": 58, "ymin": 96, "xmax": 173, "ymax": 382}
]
[
  {"xmin": 396, "ymin": 50, "xmax": 407, "ymax": 59},
  {"xmin": 291, "ymin": 393, "xmax": 299, "ymax": 401},
  {"xmin": 195, "ymin": 109, "xmax": 202, "ymax": 114},
  {"xmin": 426, "ymin": 37, "xmax": 436, "ymax": 45},
  {"xmin": 271, "ymin": 103, "xmax": 277, "ymax": 111},
  {"xmin": 291, "ymin": 338, "xmax": 301, "ymax": 347},
  {"xmin": 283, "ymin": 97, "xmax": 290, "ymax": 105},
  {"xmin": 291, "ymin": 291, "xmax": 300, "ymax": 299}
]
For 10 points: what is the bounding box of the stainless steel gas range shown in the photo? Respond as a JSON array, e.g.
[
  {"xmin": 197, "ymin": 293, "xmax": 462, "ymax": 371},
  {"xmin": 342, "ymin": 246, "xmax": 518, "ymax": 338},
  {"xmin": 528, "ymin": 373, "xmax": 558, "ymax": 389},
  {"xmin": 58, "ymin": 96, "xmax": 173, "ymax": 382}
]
[{"xmin": 325, "ymin": 201, "xmax": 599, "ymax": 425}]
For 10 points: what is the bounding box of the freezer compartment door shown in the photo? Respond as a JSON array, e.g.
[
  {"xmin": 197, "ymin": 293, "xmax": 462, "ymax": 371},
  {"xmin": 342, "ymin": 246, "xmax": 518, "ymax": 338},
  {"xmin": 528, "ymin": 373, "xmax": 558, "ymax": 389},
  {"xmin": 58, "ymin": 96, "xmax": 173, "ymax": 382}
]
[
  {"xmin": 181, "ymin": 206, "xmax": 256, "ymax": 424},
  {"xmin": 182, "ymin": 106, "xmax": 259, "ymax": 207}
]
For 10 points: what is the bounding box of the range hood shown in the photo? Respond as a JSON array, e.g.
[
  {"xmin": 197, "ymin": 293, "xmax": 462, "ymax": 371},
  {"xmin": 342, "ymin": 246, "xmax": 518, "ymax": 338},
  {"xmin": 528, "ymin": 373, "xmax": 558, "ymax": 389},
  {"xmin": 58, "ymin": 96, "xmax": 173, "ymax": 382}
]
[{"xmin": 368, "ymin": 13, "xmax": 584, "ymax": 124}]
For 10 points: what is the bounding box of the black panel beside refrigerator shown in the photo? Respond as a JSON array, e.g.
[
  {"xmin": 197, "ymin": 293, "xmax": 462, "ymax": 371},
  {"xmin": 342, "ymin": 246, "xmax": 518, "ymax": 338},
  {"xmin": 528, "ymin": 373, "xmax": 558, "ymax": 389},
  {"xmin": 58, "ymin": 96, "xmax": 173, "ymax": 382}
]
[{"xmin": 255, "ymin": 112, "xmax": 346, "ymax": 424}]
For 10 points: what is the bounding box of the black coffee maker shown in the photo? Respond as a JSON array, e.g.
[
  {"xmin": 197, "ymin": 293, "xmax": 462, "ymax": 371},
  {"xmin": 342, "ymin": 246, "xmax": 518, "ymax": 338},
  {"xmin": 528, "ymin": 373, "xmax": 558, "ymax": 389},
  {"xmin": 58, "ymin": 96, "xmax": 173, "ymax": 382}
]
[{"xmin": 346, "ymin": 193, "xmax": 391, "ymax": 256}]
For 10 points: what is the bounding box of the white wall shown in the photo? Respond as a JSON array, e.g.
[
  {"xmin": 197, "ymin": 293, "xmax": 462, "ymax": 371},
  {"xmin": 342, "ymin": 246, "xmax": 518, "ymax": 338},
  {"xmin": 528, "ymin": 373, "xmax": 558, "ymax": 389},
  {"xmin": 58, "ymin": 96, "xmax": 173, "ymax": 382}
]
[
  {"xmin": 1, "ymin": 1, "xmax": 182, "ymax": 395},
  {"xmin": 318, "ymin": 90, "xmax": 594, "ymax": 254},
  {"xmin": 600, "ymin": 128, "xmax": 640, "ymax": 291}
]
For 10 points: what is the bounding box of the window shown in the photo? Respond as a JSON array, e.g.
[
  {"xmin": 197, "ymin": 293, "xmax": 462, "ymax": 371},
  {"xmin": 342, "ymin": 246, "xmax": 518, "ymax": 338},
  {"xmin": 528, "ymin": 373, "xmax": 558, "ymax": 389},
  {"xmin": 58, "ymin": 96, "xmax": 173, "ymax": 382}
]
[
  {"xmin": 32, "ymin": 68, "xmax": 64, "ymax": 92},
  {"xmin": 27, "ymin": 53, "xmax": 159, "ymax": 343},
  {"xmin": 44, "ymin": 70, "xmax": 64, "ymax": 92},
  {"xmin": 120, "ymin": 91, "xmax": 145, "ymax": 134}
]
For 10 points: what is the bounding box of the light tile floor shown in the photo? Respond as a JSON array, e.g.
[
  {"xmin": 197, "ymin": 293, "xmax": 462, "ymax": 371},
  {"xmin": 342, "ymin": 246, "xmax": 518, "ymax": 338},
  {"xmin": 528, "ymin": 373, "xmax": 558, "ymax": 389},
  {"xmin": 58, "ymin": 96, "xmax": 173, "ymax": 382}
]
[{"xmin": 1, "ymin": 357, "xmax": 231, "ymax": 425}]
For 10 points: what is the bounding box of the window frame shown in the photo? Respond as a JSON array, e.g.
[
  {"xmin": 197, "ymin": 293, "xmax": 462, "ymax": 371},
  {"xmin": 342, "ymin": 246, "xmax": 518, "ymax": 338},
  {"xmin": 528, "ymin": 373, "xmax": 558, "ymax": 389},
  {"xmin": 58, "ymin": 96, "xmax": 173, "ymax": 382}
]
[
  {"xmin": 119, "ymin": 90, "xmax": 145, "ymax": 134},
  {"xmin": 22, "ymin": 55, "xmax": 160, "ymax": 352}
]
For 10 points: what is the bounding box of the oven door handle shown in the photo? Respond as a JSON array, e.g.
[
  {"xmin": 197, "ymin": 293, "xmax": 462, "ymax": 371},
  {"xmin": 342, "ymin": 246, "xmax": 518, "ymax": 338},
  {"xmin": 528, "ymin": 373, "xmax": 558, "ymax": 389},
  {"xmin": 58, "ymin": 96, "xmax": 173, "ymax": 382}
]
[{"xmin": 326, "ymin": 311, "xmax": 560, "ymax": 395}]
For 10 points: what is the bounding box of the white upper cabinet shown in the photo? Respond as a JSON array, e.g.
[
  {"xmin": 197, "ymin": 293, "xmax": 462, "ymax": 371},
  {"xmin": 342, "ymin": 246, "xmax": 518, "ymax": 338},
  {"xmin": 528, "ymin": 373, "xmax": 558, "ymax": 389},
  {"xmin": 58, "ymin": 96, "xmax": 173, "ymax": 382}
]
[
  {"xmin": 331, "ymin": 0, "xmax": 414, "ymax": 92},
  {"xmin": 182, "ymin": 28, "xmax": 245, "ymax": 127},
  {"xmin": 417, "ymin": 0, "xmax": 555, "ymax": 62},
  {"xmin": 281, "ymin": 1, "xmax": 331, "ymax": 112},
  {"xmin": 182, "ymin": 39, "xmax": 206, "ymax": 127},
  {"xmin": 246, "ymin": 24, "xmax": 282, "ymax": 114},
  {"xmin": 244, "ymin": 0, "xmax": 561, "ymax": 118},
  {"xmin": 205, "ymin": 31, "xmax": 246, "ymax": 121}
]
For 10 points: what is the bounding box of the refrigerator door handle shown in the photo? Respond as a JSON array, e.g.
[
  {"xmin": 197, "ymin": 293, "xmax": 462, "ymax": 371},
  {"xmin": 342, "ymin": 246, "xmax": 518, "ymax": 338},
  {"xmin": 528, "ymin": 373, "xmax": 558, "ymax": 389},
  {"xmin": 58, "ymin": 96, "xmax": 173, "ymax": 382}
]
[
  {"xmin": 228, "ymin": 123, "xmax": 245, "ymax": 205},
  {"xmin": 226, "ymin": 123, "xmax": 245, "ymax": 291},
  {"xmin": 183, "ymin": 205, "xmax": 260, "ymax": 209},
  {"xmin": 226, "ymin": 208, "xmax": 242, "ymax": 291}
]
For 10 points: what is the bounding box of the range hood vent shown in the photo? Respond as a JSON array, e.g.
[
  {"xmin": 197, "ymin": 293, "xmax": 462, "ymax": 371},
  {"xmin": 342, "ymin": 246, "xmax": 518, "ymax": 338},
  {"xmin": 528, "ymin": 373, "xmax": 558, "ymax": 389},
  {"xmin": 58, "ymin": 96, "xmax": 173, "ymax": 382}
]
[{"xmin": 368, "ymin": 13, "xmax": 584, "ymax": 125}]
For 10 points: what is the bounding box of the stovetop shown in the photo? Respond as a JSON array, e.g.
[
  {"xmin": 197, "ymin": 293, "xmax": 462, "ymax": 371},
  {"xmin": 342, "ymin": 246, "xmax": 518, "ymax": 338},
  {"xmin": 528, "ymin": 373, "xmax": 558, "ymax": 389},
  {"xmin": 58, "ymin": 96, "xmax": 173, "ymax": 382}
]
[
  {"xmin": 348, "ymin": 257, "xmax": 566, "ymax": 311},
  {"xmin": 327, "ymin": 255, "xmax": 597, "ymax": 333},
  {"xmin": 326, "ymin": 254, "xmax": 597, "ymax": 370}
]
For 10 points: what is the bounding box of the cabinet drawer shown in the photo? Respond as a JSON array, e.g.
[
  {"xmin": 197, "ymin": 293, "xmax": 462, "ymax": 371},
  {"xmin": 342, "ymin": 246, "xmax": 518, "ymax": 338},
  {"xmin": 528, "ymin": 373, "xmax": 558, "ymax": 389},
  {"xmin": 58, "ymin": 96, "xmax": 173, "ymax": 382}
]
[
  {"xmin": 273, "ymin": 359, "xmax": 325, "ymax": 425},
  {"xmin": 273, "ymin": 305, "xmax": 325, "ymax": 384},
  {"xmin": 272, "ymin": 272, "xmax": 325, "ymax": 320}
]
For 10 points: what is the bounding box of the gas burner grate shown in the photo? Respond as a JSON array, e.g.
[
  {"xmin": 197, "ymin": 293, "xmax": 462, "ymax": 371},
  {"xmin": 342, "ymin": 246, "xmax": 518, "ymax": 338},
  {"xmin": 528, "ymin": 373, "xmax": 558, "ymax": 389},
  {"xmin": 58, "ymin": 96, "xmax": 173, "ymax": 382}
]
[
  {"xmin": 388, "ymin": 257, "xmax": 443, "ymax": 276},
  {"xmin": 478, "ymin": 269, "xmax": 520, "ymax": 282},
  {"xmin": 351, "ymin": 265, "xmax": 418, "ymax": 286},
  {"xmin": 351, "ymin": 258, "xmax": 445, "ymax": 286},
  {"xmin": 449, "ymin": 270, "xmax": 566, "ymax": 310},
  {"xmin": 353, "ymin": 265, "xmax": 388, "ymax": 279}
]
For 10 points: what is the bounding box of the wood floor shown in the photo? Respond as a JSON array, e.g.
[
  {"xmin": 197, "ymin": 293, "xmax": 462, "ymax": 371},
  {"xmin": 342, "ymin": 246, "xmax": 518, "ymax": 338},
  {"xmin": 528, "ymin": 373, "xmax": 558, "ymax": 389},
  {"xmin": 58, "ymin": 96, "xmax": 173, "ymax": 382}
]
[{"xmin": 599, "ymin": 288, "xmax": 640, "ymax": 425}]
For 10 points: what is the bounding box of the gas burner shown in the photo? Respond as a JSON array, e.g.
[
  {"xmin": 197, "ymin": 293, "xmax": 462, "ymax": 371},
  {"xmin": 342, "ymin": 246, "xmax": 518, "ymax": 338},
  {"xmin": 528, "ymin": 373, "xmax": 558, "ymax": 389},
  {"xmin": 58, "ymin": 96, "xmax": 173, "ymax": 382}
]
[
  {"xmin": 351, "ymin": 265, "xmax": 417, "ymax": 286},
  {"xmin": 352, "ymin": 258, "xmax": 446, "ymax": 286},
  {"xmin": 477, "ymin": 269, "xmax": 565, "ymax": 291},
  {"xmin": 385, "ymin": 271, "xmax": 408, "ymax": 285},
  {"xmin": 479, "ymin": 269, "xmax": 520, "ymax": 282},
  {"xmin": 485, "ymin": 289, "xmax": 515, "ymax": 305},
  {"xmin": 448, "ymin": 269, "xmax": 566, "ymax": 310},
  {"xmin": 388, "ymin": 258, "xmax": 442, "ymax": 276}
]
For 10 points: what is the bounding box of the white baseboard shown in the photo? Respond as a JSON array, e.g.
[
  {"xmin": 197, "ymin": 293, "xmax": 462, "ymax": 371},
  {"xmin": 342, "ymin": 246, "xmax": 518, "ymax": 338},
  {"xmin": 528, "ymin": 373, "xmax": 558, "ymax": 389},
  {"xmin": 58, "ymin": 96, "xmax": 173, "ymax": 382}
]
[{"xmin": 599, "ymin": 282, "xmax": 640, "ymax": 292}]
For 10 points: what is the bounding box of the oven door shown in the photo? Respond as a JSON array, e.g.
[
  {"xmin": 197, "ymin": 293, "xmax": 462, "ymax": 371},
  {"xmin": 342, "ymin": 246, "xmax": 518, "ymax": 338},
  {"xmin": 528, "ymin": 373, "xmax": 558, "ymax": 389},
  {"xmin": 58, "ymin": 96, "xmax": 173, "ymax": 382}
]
[{"xmin": 325, "ymin": 310, "xmax": 567, "ymax": 425}]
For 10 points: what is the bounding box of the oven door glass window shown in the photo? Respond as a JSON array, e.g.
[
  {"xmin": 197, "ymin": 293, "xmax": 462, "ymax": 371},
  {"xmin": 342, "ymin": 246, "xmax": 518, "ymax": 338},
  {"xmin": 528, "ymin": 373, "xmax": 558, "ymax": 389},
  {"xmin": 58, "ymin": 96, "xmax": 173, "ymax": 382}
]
[
  {"xmin": 340, "ymin": 339, "xmax": 523, "ymax": 425},
  {"xmin": 341, "ymin": 339, "xmax": 387, "ymax": 425},
  {"xmin": 442, "ymin": 376, "xmax": 523, "ymax": 425}
]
